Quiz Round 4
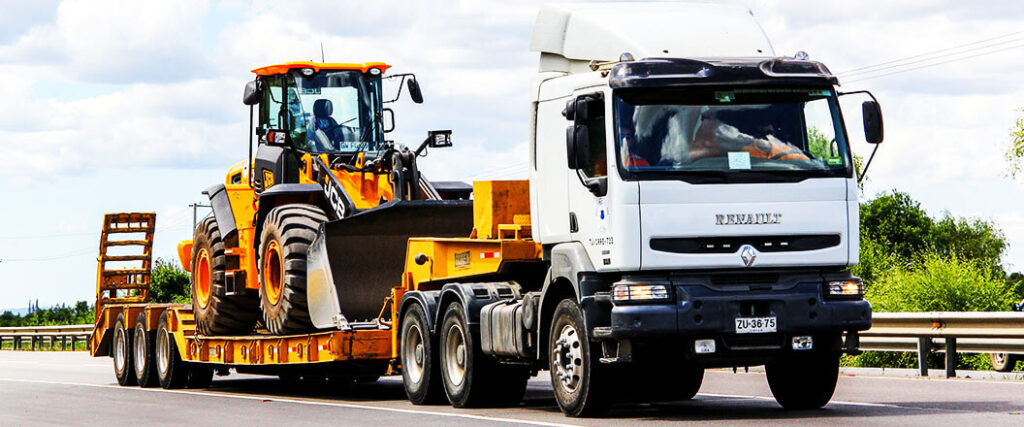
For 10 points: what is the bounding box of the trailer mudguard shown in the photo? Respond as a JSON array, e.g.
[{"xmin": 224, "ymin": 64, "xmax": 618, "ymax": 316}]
[
  {"xmin": 203, "ymin": 183, "xmax": 238, "ymax": 246},
  {"xmin": 433, "ymin": 282, "xmax": 520, "ymax": 335}
]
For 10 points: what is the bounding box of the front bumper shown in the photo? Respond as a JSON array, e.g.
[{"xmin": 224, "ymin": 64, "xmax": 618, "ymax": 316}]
[{"xmin": 589, "ymin": 272, "xmax": 871, "ymax": 360}]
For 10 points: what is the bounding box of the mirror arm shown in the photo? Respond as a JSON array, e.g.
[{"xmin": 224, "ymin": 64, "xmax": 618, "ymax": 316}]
[
  {"xmin": 248, "ymin": 104, "xmax": 254, "ymax": 189},
  {"xmin": 837, "ymin": 89, "xmax": 879, "ymax": 103},
  {"xmin": 857, "ymin": 144, "xmax": 880, "ymax": 184},
  {"xmin": 383, "ymin": 73, "xmax": 416, "ymax": 103}
]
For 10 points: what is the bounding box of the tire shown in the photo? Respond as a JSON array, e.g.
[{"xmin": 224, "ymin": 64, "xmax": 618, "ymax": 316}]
[
  {"xmin": 766, "ymin": 351, "xmax": 840, "ymax": 410},
  {"xmin": 113, "ymin": 313, "xmax": 137, "ymax": 386},
  {"xmin": 438, "ymin": 302, "xmax": 529, "ymax": 408},
  {"xmin": 156, "ymin": 311, "xmax": 190, "ymax": 389},
  {"xmin": 991, "ymin": 353, "xmax": 1018, "ymax": 372},
  {"xmin": 401, "ymin": 303, "xmax": 445, "ymax": 405},
  {"xmin": 133, "ymin": 312, "xmax": 159, "ymax": 387},
  {"xmin": 187, "ymin": 365, "xmax": 214, "ymax": 389},
  {"xmin": 192, "ymin": 216, "xmax": 259, "ymax": 336},
  {"xmin": 258, "ymin": 204, "xmax": 328, "ymax": 335},
  {"xmin": 548, "ymin": 299, "xmax": 611, "ymax": 417}
]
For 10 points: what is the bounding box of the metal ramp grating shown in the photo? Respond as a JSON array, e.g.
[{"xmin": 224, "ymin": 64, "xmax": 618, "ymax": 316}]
[{"xmin": 95, "ymin": 213, "xmax": 156, "ymax": 318}]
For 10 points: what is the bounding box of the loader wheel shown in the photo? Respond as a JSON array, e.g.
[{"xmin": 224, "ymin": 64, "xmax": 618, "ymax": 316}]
[
  {"xmin": 133, "ymin": 312, "xmax": 159, "ymax": 387},
  {"xmin": 156, "ymin": 311, "xmax": 189, "ymax": 389},
  {"xmin": 191, "ymin": 216, "xmax": 259, "ymax": 336},
  {"xmin": 400, "ymin": 303, "xmax": 444, "ymax": 405},
  {"xmin": 258, "ymin": 204, "xmax": 328, "ymax": 335},
  {"xmin": 113, "ymin": 313, "xmax": 137, "ymax": 386},
  {"xmin": 549, "ymin": 299, "xmax": 611, "ymax": 417}
]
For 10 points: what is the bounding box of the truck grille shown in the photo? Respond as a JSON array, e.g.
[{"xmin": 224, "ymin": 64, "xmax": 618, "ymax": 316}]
[{"xmin": 650, "ymin": 234, "xmax": 840, "ymax": 254}]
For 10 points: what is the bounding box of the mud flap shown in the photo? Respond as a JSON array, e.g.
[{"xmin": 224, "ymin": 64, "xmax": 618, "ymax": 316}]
[{"xmin": 307, "ymin": 200, "xmax": 474, "ymax": 329}]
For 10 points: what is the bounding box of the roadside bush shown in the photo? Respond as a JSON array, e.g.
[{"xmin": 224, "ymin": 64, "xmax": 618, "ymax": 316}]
[{"xmin": 149, "ymin": 257, "xmax": 191, "ymax": 304}]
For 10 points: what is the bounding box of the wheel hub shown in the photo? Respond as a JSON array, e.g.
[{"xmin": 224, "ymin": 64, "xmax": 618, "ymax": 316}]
[
  {"xmin": 444, "ymin": 322, "xmax": 468, "ymax": 386},
  {"xmin": 195, "ymin": 249, "xmax": 212, "ymax": 308},
  {"xmin": 552, "ymin": 324, "xmax": 583, "ymax": 393},
  {"xmin": 402, "ymin": 324, "xmax": 425, "ymax": 383},
  {"xmin": 263, "ymin": 240, "xmax": 284, "ymax": 305}
]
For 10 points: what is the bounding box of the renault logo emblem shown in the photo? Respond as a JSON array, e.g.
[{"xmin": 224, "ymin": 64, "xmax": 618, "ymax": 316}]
[{"xmin": 740, "ymin": 244, "xmax": 758, "ymax": 267}]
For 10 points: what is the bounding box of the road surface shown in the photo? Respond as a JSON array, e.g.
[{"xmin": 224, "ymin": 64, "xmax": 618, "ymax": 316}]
[{"xmin": 2, "ymin": 351, "xmax": 1023, "ymax": 426}]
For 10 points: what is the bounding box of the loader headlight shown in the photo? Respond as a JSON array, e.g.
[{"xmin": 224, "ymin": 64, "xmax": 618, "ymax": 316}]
[
  {"xmin": 826, "ymin": 279, "xmax": 863, "ymax": 299},
  {"xmin": 613, "ymin": 284, "xmax": 671, "ymax": 303}
]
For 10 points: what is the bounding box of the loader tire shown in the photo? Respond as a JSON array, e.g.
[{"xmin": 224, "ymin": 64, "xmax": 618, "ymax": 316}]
[
  {"xmin": 259, "ymin": 204, "xmax": 328, "ymax": 335},
  {"xmin": 191, "ymin": 216, "xmax": 259, "ymax": 336}
]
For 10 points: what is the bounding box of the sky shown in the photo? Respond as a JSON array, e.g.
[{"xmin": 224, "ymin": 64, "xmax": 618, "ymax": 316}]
[{"xmin": 1, "ymin": 0, "xmax": 1023, "ymax": 310}]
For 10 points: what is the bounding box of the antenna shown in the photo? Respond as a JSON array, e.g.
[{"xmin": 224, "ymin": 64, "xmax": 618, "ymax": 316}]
[{"xmin": 320, "ymin": 43, "xmax": 325, "ymax": 62}]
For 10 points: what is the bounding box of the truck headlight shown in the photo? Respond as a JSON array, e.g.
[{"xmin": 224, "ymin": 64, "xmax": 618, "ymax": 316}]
[
  {"xmin": 613, "ymin": 284, "xmax": 671, "ymax": 302},
  {"xmin": 826, "ymin": 279, "xmax": 863, "ymax": 299}
]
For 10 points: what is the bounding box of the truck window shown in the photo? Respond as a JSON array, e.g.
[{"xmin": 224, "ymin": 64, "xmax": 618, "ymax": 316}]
[{"xmin": 581, "ymin": 95, "xmax": 607, "ymax": 178}]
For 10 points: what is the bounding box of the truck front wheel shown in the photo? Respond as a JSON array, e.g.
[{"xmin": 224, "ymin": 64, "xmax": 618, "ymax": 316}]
[
  {"xmin": 766, "ymin": 351, "xmax": 840, "ymax": 410},
  {"xmin": 548, "ymin": 299, "xmax": 611, "ymax": 417}
]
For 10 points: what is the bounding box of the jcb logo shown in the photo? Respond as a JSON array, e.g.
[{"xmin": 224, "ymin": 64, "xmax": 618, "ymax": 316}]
[{"xmin": 324, "ymin": 180, "xmax": 347, "ymax": 218}]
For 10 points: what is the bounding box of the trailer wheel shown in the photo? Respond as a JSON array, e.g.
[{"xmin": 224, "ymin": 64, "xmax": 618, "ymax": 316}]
[
  {"xmin": 766, "ymin": 351, "xmax": 839, "ymax": 410},
  {"xmin": 192, "ymin": 216, "xmax": 259, "ymax": 335},
  {"xmin": 401, "ymin": 303, "xmax": 445, "ymax": 405},
  {"xmin": 156, "ymin": 311, "xmax": 190, "ymax": 389},
  {"xmin": 113, "ymin": 313, "xmax": 137, "ymax": 386},
  {"xmin": 991, "ymin": 353, "xmax": 1019, "ymax": 372},
  {"xmin": 548, "ymin": 299, "xmax": 611, "ymax": 417},
  {"xmin": 133, "ymin": 312, "xmax": 159, "ymax": 387},
  {"xmin": 258, "ymin": 204, "xmax": 328, "ymax": 335},
  {"xmin": 187, "ymin": 365, "xmax": 214, "ymax": 389}
]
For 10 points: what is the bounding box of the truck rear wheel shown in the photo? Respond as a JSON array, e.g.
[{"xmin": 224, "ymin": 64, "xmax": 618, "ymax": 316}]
[
  {"xmin": 991, "ymin": 353, "xmax": 1019, "ymax": 372},
  {"xmin": 258, "ymin": 204, "xmax": 328, "ymax": 335},
  {"xmin": 548, "ymin": 299, "xmax": 611, "ymax": 417},
  {"xmin": 401, "ymin": 303, "xmax": 445, "ymax": 405},
  {"xmin": 156, "ymin": 311, "xmax": 190, "ymax": 389},
  {"xmin": 192, "ymin": 216, "xmax": 259, "ymax": 336},
  {"xmin": 113, "ymin": 313, "xmax": 137, "ymax": 386},
  {"xmin": 133, "ymin": 312, "xmax": 159, "ymax": 387},
  {"xmin": 766, "ymin": 351, "xmax": 839, "ymax": 410},
  {"xmin": 439, "ymin": 302, "xmax": 528, "ymax": 407}
]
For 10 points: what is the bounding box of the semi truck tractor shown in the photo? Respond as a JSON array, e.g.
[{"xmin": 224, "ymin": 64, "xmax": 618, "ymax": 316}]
[{"xmin": 89, "ymin": 3, "xmax": 882, "ymax": 418}]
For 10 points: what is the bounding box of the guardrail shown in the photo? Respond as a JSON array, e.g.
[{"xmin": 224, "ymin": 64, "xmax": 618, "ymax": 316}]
[
  {"xmin": 856, "ymin": 312, "xmax": 1024, "ymax": 378},
  {"xmin": 0, "ymin": 324, "xmax": 93, "ymax": 351}
]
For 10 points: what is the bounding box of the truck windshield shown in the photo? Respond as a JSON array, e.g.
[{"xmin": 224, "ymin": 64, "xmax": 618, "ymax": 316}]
[
  {"xmin": 614, "ymin": 87, "xmax": 852, "ymax": 183},
  {"xmin": 282, "ymin": 70, "xmax": 382, "ymax": 154}
]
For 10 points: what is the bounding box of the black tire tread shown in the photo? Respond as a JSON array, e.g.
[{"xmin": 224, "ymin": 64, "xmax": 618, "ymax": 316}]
[
  {"xmin": 259, "ymin": 204, "xmax": 328, "ymax": 335},
  {"xmin": 191, "ymin": 216, "xmax": 259, "ymax": 335}
]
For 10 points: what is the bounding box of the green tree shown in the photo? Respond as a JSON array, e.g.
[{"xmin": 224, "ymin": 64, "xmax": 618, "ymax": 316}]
[
  {"xmin": 930, "ymin": 214, "xmax": 1006, "ymax": 272},
  {"xmin": 149, "ymin": 258, "xmax": 191, "ymax": 304},
  {"xmin": 1003, "ymin": 109, "xmax": 1024, "ymax": 178},
  {"xmin": 860, "ymin": 191, "xmax": 934, "ymax": 262}
]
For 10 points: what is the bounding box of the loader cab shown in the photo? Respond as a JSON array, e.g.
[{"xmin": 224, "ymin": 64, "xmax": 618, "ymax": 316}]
[{"xmin": 247, "ymin": 62, "xmax": 389, "ymax": 191}]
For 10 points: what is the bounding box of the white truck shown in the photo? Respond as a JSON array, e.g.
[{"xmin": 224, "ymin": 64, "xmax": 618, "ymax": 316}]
[{"xmin": 402, "ymin": 3, "xmax": 879, "ymax": 416}]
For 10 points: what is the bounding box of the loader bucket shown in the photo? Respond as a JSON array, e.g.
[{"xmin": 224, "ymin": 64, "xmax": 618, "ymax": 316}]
[{"xmin": 307, "ymin": 200, "xmax": 473, "ymax": 328}]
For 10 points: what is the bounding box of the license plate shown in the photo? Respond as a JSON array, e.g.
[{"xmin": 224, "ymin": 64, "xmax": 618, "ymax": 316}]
[{"xmin": 735, "ymin": 316, "xmax": 777, "ymax": 334}]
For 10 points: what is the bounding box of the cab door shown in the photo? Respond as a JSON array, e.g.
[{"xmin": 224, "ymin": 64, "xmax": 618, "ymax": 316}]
[{"xmin": 566, "ymin": 91, "xmax": 612, "ymax": 268}]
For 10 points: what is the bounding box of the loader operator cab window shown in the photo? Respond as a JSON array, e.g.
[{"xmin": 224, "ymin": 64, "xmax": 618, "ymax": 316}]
[
  {"xmin": 259, "ymin": 69, "xmax": 384, "ymax": 156},
  {"xmin": 614, "ymin": 87, "xmax": 852, "ymax": 183}
]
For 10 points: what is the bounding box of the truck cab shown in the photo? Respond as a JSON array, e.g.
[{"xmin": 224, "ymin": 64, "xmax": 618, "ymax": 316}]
[{"xmin": 525, "ymin": 3, "xmax": 876, "ymax": 415}]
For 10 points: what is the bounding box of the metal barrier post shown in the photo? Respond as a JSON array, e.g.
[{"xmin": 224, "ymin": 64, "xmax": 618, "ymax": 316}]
[
  {"xmin": 71, "ymin": 335, "xmax": 77, "ymax": 351},
  {"xmin": 14, "ymin": 336, "xmax": 21, "ymax": 350},
  {"xmin": 945, "ymin": 337, "xmax": 957, "ymax": 378},
  {"xmin": 917, "ymin": 337, "xmax": 931, "ymax": 376}
]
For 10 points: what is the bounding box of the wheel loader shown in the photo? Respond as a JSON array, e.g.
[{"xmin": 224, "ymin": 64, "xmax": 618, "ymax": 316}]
[{"xmin": 177, "ymin": 61, "xmax": 471, "ymax": 336}]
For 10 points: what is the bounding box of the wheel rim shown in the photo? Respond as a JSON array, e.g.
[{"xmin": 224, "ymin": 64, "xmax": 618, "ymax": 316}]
[
  {"xmin": 156, "ymin": 329, "xmax": 170, "ymax": 376},
  {"xmin": 994, "ymin": 353, "xmax": 1007, "ymax": 366},
  {"xmin": 195, "ymin": 249, "xmax": 212, "ymax": 307},
  {"xmin": 444, "ymin": 322, "xmax": 467, "ymax": 387},
  {"xmin": 403, "ymin": 324, "xmax": 426, "ymax": 384},
  {"xmin": 133, "ymin": 327, "xmax": 146, "ymax": 377},
  {"xmin": 263, "ymin": 240, "xmax": 283, "ymax": 305},
  {"xmin": 113, "ymin": 327, "xmax": 127, "ymax": 373},
  {"xmin": 551, "ymin": 324, "xmax": 583, "ymax": 393}
]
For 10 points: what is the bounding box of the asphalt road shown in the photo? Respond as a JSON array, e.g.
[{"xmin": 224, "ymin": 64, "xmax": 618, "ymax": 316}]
[{"xmin": 2, "ymin": 352, "xmax": 1024, "ymax": 426}]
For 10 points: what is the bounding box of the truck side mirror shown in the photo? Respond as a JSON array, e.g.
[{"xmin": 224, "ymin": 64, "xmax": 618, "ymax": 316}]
[
  {"xmin": 566, "ymin": 126, "xmax": 577, "ymax": 169},
  {"xmin": 243, "ymin": 80, "xmax": 261, "ymax": 106},
  {"xmin": 573, "ymin": 124, "xmax": 591, "ymax": 168},
  {"xmin": 862, "ymin": 100, "xmax": 884, "ymax": 144},
  {"xmin": 407, "ymin": 78, "xmax": 423, "ymax": 104}
]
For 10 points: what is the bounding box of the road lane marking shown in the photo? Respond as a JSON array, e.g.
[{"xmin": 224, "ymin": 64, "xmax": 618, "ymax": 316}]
[
  {"xmin": 697, "ymin": 392, "xmax": 906, "ymax": 409},
  {"xmin": 0, "ymin": 377, "xmax": 580, "ymax": 427}
]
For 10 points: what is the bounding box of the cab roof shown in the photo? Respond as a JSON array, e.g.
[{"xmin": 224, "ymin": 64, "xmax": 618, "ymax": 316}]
[{"xmin": 250, "ymin": 61, "xmax": 391, "ymax": 76}]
